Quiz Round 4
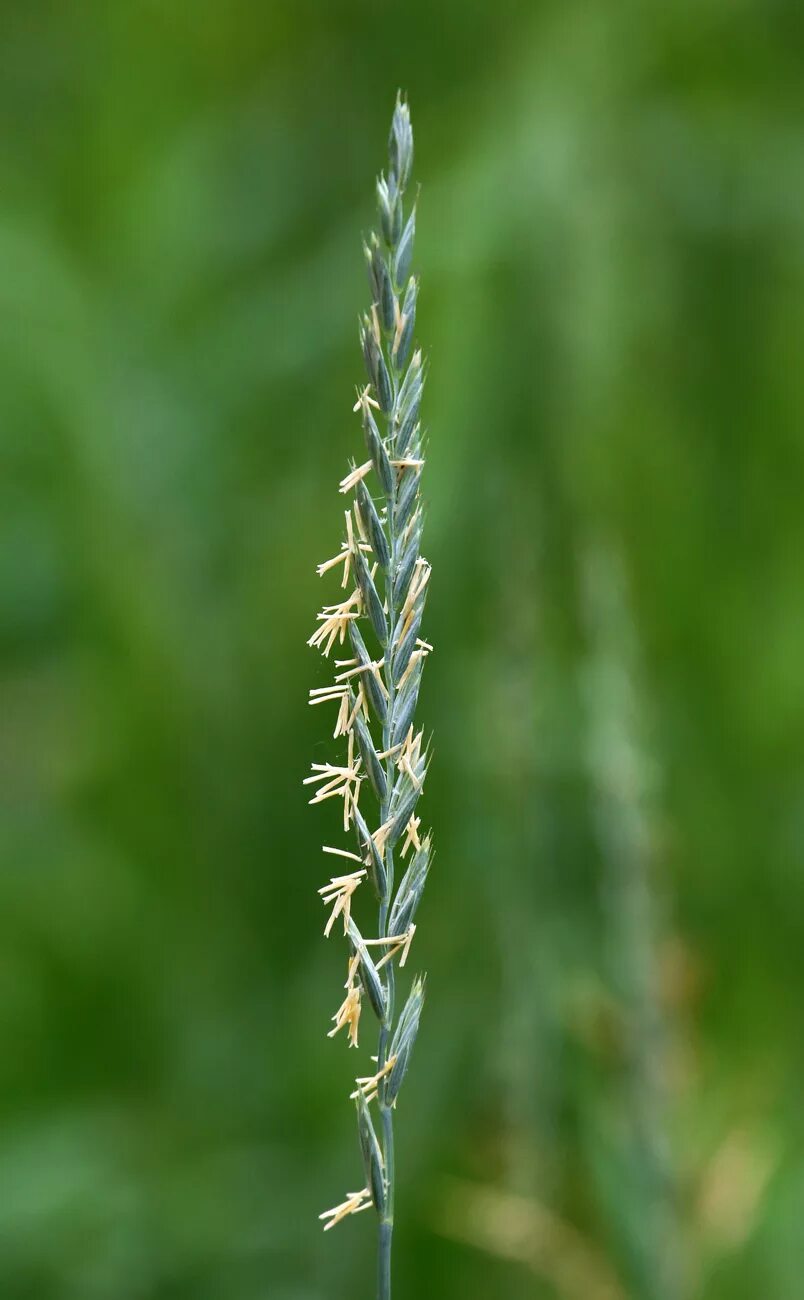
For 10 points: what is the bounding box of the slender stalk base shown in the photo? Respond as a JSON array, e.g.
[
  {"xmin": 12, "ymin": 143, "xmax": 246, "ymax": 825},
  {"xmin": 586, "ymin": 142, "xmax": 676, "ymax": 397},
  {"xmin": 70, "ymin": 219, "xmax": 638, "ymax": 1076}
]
[
  {"xmin": 377, "ymin": 866, "xmax": 396, "ymax": 1298},
  {"xmin": 377, "ymin": 1029, "xmax": 395, "ymax": 1299},
  {"xmin": 377, "ymin": 1217, "xmax": 393, "ymax": 1300}
]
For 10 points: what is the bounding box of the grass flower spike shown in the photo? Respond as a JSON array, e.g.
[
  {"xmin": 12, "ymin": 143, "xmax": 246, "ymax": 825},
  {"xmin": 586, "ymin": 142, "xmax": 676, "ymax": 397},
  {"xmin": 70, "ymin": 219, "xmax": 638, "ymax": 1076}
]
[{"xmin": 308, "ymin": 95, "xmax": 432, "ymax": 1299}]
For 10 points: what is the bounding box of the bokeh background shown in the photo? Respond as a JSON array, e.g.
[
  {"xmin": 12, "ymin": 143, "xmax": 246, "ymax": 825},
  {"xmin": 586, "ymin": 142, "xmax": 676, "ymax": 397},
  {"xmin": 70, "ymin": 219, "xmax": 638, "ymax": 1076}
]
[{"xmin": 2, "ymin": 2, "xmax": 803, "ymax": 1297}]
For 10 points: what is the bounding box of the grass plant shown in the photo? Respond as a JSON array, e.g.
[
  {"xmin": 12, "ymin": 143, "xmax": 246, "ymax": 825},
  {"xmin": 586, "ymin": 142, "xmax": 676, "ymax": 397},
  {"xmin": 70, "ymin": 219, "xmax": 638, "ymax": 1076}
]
[{"xmin": 306, "ymin": 95, "xmax": 432, "ymax": 1300}]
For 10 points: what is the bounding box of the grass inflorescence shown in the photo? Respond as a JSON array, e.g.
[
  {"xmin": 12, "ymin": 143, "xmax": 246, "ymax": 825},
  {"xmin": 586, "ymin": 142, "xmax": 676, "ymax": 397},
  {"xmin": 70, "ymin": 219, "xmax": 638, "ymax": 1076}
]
[{"xmin": 306, "ymin": 95, "xmax": 432, "ymax": 1299}]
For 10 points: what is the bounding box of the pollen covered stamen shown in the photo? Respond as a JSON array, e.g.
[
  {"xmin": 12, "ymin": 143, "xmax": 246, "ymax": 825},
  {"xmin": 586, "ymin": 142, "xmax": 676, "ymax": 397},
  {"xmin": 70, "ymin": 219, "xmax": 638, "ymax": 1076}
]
[
  {"xmin": 400, "ymin": 815, "xmax": 421, "ymax": 857},
  {"xmin": 304, "ymin": 734, "xmax": 363, "ymax": 829},
  {"xmin": 339, "ymin": 460, "xmax": 373, "ymax": 493},
  {"xmin": 335, "ymin": 658, "xmax": 386, "ymax": 685},
  {"xmin": 397, "ymin": 726, "xmax": 426, "ymax": 787},
  {"xmin": 397, "ymin": 640, "xmax": 433, "ymax": 691},
  {"xmin": 353, "ymin": 385, "xmax": 380, "ymax": 415},
  {"xmin": 371, "ymin": 817, "xmax": 394, "ymax": 861},
  {"xmin": 308, "ymin": 589, "xmax": 363, "ymax": 657},
  {"xmin": 345, "ymin": 683, "xmax": 366, "ymax": 734},
  {"xmin": 328, "ymin": 951, "xmax": 362, "ymax": 1047},
  {"xmin": 374, "ymin": 924, "xmax": 416, "ymax": 970},
  {"xmin": 315, "ymin": 510, "xmax": 372, "ymax": 591},
  {"xmin": 323, "ymin": 845, "xmax": 364, "ymax": 862},
  {"xmin": 319, "ymin": 869, "xmax": 367, "ymax": 937},
  {"xmin": 391, "ymin": 296, "xmax": 408, "ymax": 359},
  {"xmin": 319, "ymin": 1188, "xmax": 372, "ymax": 1230},
  {"xmin": 398, "ymin": 558, "xmax": 431, "ymax": 632},
  {"xmin": 350, "ymin": 1055, "xmax": 398, "ymax": 1102}
]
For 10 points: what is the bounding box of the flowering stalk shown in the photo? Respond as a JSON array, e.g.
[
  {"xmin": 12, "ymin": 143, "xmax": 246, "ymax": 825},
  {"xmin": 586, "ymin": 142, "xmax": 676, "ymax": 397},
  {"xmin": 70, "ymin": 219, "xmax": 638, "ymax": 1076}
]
[
  {"xmin": 307, "ymin": 96, "xmax": 431, "ymax": 1300},
  {"xmin": 581, "ymin": 543, "xmax": 686, "ymax": 1300}
]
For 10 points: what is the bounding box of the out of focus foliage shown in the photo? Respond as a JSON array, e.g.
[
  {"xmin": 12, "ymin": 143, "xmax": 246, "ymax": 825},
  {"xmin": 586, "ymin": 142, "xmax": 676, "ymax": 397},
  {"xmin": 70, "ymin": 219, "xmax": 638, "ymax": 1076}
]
[{"xmin": 1, "ymin": 2, "xmax": 802, "ymax": 1298}]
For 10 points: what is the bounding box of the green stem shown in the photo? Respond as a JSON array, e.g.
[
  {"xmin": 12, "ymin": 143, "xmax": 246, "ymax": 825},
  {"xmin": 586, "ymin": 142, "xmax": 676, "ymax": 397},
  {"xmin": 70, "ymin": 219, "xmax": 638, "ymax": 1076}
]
[
  {"xmin": 377, "ymin": 1219, "xmax": 393, "ymax": 1300},
  {"xmin": 376, "ymin": 987, "xmax": 395, "ymax": 1300},
  {"xmin": 376, "ymin": 378, "xmax": 400, "ymax": 1300}
]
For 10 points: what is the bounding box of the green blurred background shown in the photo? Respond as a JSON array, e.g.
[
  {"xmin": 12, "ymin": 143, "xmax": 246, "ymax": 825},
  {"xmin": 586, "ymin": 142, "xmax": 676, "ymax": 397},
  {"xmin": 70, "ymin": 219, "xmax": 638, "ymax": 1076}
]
[{"xmin": 1, "ymin": 2, "xmax": 803, "ymax": 1297}]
